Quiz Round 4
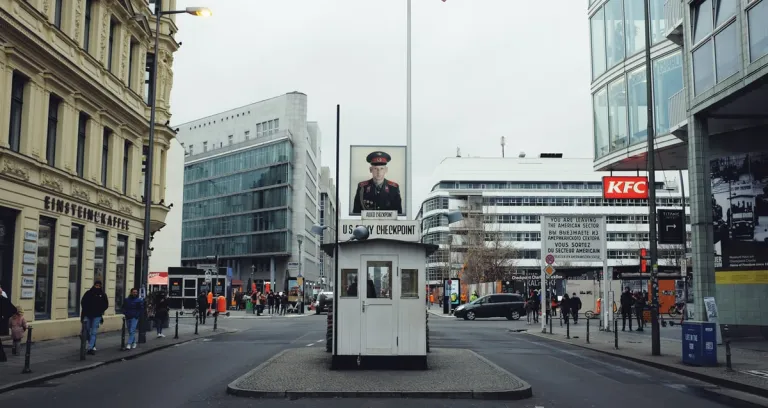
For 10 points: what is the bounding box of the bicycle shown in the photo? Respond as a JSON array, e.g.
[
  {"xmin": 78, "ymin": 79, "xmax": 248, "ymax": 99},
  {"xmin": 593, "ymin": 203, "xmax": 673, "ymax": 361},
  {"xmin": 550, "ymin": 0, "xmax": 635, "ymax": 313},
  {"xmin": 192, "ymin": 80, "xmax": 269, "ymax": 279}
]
[
  {"xmin": 667, "ymin": 301, "xmax": 686, "ymax": 318},
  {"xmin": 584, "ymin": 301, "xmax": 617, "ymax": 319}
]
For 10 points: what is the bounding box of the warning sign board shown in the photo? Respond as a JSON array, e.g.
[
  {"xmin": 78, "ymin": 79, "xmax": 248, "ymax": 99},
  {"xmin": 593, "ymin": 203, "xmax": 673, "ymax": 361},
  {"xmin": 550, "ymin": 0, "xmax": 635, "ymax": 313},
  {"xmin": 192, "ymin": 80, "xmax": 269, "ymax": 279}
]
[{"xmin": 541, "ymin": 215, "xmax": 606, "ymax": 263}]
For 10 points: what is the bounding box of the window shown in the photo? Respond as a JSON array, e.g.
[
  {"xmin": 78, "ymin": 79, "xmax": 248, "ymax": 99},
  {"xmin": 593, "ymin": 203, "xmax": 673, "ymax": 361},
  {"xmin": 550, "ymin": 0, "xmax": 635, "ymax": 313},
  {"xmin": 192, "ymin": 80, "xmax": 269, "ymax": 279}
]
[
  {"xmin": 84, "ymin": 0, "xmax": 93, "ymax": 51},
  {"xmin": 8, "ymin": 73, "xmax": 26, "ymax": 152},
  {"xmin": 228, "ymin": 135, "xmax": 233, "ymax": 145},
  {"xmin": 749, "ymin": 0, "xmax": 768, "ymax": 62},
  {"xmin": 366, "ymin": 260, "xmax": 392, "ymax": 299},
  {"xmin": 624, "ymin": 0, "xmax": 645, "ymax": 56},
  {"xmin": 122, "ymin": 140, "xmax": 131, "ymax": 194},
  {"xmin": 244, "ymin": 130, "xmax": 250, "ymax": 140},
  {"xmin": 115, "ymin": 235, "xmax": 127, "ymax": 312},
  {"xmin": 341, "ymin": 269, "xmax": 358, "ymax": 297},
  {"xmin": 35, "ymin": 217, "xmax": 56, "ymax": 320},
  {"xmin": 693, "ymin": 0, "xmax": 714, "ymax": 44},
  {"xmin": 144, "ymin": 53, "xmax": 155, "ymax": 104},
  {"xmin": 627, "ymin": 66, "xmax": 648, "ymax": 146},
  {"xmin": 593, "ymin": 88, "xmax": 609, "ymax": 158},
  {"xmin": 608, "ymin": 76, "xmax": 628, "ymax": 152},
  {"xmin": 650, "ymin": 0, "xmax": 667, "ymax": 44},
  {"xmin": 189, "ymin": 144, "xmax": 194, "ymax": 155},
  {"xmin": 94, "ymin": 230, "xmax": 107, "ymax": 288},
  {"xmin": 653, "ymin": 51, "xmax": 684, "ymax": 135},
  {"xmin": 692, "ymin": 0, "xmax": 740, "ymax": 95},
  {"xmin": 693, "ymin": 40, "xmax": 715, "ymax": 94},
  {"xmin": 76, "ymin": 113, "xmax": 88, "ymax": 177},
  {"xmin": 101, "ymin": 128, "xmax": 111, "ymax": 186},
  {"xmin": 107, "ymin": 18, "xmax": 116, "ymax": 71},
  {"xmin": 715, "ymin": 21, "xmax": 740, "ymax": 81},
  {"xmin": 46, "ymin": 95, "xmax": 61, "ymax": 166},
  {"xmin": 401, "ymin": 269, "xmax": 418, "ymax": 298},
  {"xmin": 605, "ymin": 0, "xmax": 625, "ymax": 69},
  {"xmin": 68, "ymin": 224, "xmax": 84, "ymax": 317},
  {"xmin": 54, "ymin": 0, "xmax": 63, "ymax": 28},
  {"xmin": 128, "ymin": 40, "xmax": 137, "ymax": 87}
]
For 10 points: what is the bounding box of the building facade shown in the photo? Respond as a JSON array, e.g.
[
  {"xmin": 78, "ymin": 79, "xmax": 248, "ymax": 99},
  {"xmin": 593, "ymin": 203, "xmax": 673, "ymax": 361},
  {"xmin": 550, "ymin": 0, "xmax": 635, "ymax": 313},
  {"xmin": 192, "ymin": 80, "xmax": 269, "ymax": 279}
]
[
  {"xmin": 0, "ymin": 0, "xmax": 178, "ymax": 340},
  {"xmin": 418, "ymin": 156, "xmax": 690, "ymax": 292},
  {"xmin": 148, "ymin": 137, "xmax": 184, "ymax": 272},
  {"xmin": 175, "ymin": 92, "xmax": 323, "ymax": 291},
  {"xmin": 589, "ymin": 0, "xmax": 768, "ymax": 335},
  {"xmin": 319, "ymin": 165, "xmax": 337, "ymax": 289}
]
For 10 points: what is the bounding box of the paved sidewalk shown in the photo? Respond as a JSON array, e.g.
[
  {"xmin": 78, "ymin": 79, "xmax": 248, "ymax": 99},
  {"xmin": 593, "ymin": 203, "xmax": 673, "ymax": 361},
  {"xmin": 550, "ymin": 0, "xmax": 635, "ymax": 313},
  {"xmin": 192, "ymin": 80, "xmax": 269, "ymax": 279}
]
[
  {"xmin": 0, "ymin": 320, "xmax": 234, "ymax": 393},
  {"xmin": 525, "ymin": 320, "xmax": 768, "ymax": 397},
  {"xmin": 426, "ymin": 307, "xmax": 454, "ymax": 318},
  {"xmin": 224, "ymin": 310, "xmax": 316, "ymax": 319}
]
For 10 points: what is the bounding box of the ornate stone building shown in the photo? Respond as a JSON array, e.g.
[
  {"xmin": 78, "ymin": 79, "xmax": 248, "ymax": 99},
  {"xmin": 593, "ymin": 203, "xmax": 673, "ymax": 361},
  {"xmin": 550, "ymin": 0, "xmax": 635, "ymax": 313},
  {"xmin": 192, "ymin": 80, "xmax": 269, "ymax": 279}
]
[{"xmin": 0, "ymin": 0, "xmax": 179, "ymax": 340}]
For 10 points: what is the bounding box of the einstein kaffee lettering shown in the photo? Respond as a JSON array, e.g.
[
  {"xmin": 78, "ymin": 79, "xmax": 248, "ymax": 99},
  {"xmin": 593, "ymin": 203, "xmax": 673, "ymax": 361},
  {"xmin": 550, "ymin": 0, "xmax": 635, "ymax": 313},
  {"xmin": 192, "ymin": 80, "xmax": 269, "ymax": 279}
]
[{"xmin": 44, "ymin": 196, "xmax": 130, "ymax": 231}]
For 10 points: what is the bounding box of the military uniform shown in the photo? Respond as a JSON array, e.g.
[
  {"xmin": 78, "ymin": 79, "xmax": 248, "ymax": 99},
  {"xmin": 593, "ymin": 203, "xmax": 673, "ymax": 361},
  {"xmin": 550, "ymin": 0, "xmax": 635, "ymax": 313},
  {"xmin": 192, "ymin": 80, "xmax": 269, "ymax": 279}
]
[{"xmin": 352, "ymin": 150, "xmax": 403, "ymax": 214}]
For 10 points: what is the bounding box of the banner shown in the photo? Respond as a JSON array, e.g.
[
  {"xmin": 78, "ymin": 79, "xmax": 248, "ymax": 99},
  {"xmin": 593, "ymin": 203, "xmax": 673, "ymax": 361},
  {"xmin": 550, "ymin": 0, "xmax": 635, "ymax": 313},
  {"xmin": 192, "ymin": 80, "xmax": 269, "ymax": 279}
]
[
  {"xmin": 349, "ymin": 145, "xmax": 406, "ymax": 216},
  {"xmin": 339, "ymin": 219, "xmax": 420, "ymax": 242},
  {"xmin": 710, "ymin": 152, "xmax": 768, "ymax": 271}
]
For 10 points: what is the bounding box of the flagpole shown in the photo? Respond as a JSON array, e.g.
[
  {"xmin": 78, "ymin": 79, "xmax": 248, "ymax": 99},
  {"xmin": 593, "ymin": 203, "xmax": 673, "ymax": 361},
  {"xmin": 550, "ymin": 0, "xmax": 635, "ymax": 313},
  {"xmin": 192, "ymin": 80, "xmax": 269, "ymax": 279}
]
[{"xmin": 405, "ymin": 0, "xmax": 413, "ymax": 221}]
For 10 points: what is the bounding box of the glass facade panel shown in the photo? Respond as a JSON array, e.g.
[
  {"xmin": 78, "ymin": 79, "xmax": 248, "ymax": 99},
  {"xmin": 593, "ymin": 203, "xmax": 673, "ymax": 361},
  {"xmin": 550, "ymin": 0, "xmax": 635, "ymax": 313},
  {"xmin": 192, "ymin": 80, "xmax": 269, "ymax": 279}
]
[
  {"xmin": 94, "ymin": 230, "xmax": 107, "ymax": 288},
  {"xmin": 184, "ymin": 141, "xmax": 292, "ymax": 183},
  {"xmin": 693, "ymin": 0, "xmax": 714, "ymax": 44},
  {"xmin": 715, "ymin": 0, "xmax": 738, "ymax": 26},
  {"xmin": 715, "ymin": 22, "xmax": 740, "ymax": 81},
  {"xmin": 748, "ymin": 0, "xmax": 768, "ymax": 62},
  {"xmin": 184, "ymin": 164, "xmax": 291, "ymax": 201},
  {"xmin": 68, "ymin": 224, "xmax": 84, "ymax": 317},
  {"xmin": 183, "ymin": 186, "xmax": 288, "ymax": 219},
  {"xmin": 627, "ymin": 66, "xmax": 648, "ymax": 146},
  {"xmin": 693, "ymin": 40, "xmax": 715, "ymax": 95},
  {"xmin": 115, "ymin": 235, "xmax": 127, "ymax": 312},
  {"xmin": 653, "ymin": 51, "xmax": 684, "ymax": 135},
  {"xmin": 625, "ymin": 0, "xmax": 646, "ymax": 56},
  {"xmin": 650, "ymin": 0, "xmax": 667, "ymax": 44},
  {"xmin": 181, "ymin": 231, "xmax": 288, "ymax": 258},
  {"xmin": 591, "ymin": 8, "xmax": 606, "ymax": 79},
  {"xmin": 34, "ymin": 217, "xmax": 56, "ymax": 319},
  {"xmin": 608, "ymin": 76, "xmax": 628, "ymax": 152},
  {"xmin": 593, "ymin": 88, "xmax": 609, "ymax": 158},
  {"xmin": 605, "ymin": 0, "xmax": 625, "ymax": 68},
  {"xmin": 181, "ymin": 209, "xmax": 290, "ymax": 239}
]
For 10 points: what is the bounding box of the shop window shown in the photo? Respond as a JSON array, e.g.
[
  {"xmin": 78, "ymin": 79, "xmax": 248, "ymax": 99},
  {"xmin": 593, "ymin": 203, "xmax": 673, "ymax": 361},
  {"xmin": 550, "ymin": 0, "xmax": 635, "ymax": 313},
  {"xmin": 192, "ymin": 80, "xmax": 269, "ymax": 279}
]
[
  {"xmin": 68, "ymin": 224, "xmax": 84, "ymax": 317},
  {"xmin": 94, "ymin": 229, "xmax": 108, "ymax": 289},
  {"xmin": 34, "ymin": 217, "xmax": 56, "ymax": 320},
  {"xmin": 114, "ymin": 235, "xmax": 127, "ymax": 312}
]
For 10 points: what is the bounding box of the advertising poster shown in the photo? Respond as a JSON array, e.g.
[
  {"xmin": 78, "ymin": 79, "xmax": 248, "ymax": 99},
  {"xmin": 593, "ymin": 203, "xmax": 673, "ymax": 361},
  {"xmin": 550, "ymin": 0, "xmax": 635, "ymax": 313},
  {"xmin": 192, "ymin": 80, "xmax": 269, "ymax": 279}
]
[
  {"xmin": 349, "ymin": 145, "xmax": 406, "ymax": 216},
  {"xmin": 444, "ymin": 279, "xmax": 460, "ymax": 305},
  {"xmin": 710, "ymin": 152, "xmax": 768, "ymax": 272}
]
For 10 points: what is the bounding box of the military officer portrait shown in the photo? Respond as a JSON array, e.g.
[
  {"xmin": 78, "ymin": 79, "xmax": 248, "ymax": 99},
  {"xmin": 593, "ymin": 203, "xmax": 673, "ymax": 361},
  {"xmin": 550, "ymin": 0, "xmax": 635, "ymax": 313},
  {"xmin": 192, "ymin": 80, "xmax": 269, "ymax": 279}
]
[{"xmin": 352, "ymin": 150, "xmax": 404, "ymax": 215}]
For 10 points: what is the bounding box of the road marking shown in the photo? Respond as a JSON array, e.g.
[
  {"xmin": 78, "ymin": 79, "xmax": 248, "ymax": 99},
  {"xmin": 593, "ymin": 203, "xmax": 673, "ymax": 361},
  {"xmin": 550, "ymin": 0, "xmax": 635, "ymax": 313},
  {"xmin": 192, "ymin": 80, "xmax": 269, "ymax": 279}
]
[
  {"xmin": 306, "ymin": 343, "xmax": 314, "ymax": 347},
  {"xmin": 317, "ymin": 339, "xmax": 324, "ymax": 342}
]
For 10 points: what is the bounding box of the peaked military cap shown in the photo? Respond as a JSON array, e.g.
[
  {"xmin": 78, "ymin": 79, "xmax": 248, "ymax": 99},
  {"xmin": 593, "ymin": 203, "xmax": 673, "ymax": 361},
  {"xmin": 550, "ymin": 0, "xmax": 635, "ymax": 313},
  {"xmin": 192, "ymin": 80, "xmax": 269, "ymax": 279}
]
[{"xmin": 366, "ymin": 151, "xmax": 391, "ymax": 166}]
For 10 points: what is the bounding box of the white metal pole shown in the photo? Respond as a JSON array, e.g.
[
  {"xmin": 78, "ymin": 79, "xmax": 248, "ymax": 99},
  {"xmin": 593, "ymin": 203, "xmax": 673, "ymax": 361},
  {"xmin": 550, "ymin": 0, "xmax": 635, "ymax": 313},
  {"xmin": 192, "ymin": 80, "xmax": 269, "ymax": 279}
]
[
  {"xmin": 603, "ymin": 262, "xmax": 609, "ymax": 331},
  {"xmin": 405, "ymin": 0, "xmax": 413, "ymax": 220},
  {"xmin": 540, "ymin": 268, "xmax": 546, "ymax": 333}
]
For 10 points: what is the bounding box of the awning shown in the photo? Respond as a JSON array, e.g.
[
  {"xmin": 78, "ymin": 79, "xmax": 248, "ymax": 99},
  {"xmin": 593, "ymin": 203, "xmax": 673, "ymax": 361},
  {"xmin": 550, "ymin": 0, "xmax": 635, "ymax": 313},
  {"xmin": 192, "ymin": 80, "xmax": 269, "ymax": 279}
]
[
  {"xmin": 231, "ymin": 279, "xmax": 243, "ymax": 286},
  {"xmin": 149, "ymin": 272, "xmax": 168, "ymax": 285}
]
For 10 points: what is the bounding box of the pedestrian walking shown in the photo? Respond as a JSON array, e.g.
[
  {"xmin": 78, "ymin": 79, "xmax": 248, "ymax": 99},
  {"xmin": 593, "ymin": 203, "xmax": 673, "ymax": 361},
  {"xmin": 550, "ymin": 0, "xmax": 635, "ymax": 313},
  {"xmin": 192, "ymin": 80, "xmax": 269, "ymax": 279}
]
[
  {"xmin": 560, "ymin": 294, "xmax": 571, "ymax": 325},
  {"xmin": 570, "ymin": 292, "xmax": 582, "ymax": 324},
  {"xmin": 122, "ymin": 288, "xmax": 144, "ymax": 349},
  {"xmin": 154, "ymin": 292, "xmax": 169, "ymax": 338},
  {"xmin": 251, "ymin": 291, "xmax": 260, "ymax": 315},
  {"xmin": 267, "ymin": 292, "xmax": 275, "ymax": 314},
  {"xmin": 81, "ymin": 281, "xmax": 109, "ymax": 355},
  {"xmin": 620, "ymin": 287, "xmax": 634, "ymax": 331},
  {"xmin": 633, "ymin": 291, "xmax": 646, "ymax": 331},
  {"xmin": 280, "ymin": 292, "xmax": 288, "ymax": 315},
  {"xmin": 9, "ymin": 307, "xmax": 27, "ymax": 355},
  {"xmin": 197, "ymin": 291, "xmax": 207, "ymax": 324}
]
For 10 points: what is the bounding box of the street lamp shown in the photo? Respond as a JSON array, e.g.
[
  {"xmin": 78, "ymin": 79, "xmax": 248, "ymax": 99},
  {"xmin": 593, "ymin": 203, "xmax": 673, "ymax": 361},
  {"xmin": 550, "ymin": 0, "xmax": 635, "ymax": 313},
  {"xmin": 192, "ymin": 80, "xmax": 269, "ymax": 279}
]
[
  {"xmin": 138, "ymin": 2, "xmax": 211, "ymax": 344},
  {"xmin": 296, "ymin": 233, "xmax": 304, "ymax": 313}
]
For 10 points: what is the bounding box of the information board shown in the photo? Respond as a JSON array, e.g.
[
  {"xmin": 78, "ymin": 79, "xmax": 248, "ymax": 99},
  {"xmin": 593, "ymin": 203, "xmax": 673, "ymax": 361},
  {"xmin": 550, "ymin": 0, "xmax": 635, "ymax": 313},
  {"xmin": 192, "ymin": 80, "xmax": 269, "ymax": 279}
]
[{"xmin": 541, "ymin": 215, "xmax": 606, "ymax": 263}]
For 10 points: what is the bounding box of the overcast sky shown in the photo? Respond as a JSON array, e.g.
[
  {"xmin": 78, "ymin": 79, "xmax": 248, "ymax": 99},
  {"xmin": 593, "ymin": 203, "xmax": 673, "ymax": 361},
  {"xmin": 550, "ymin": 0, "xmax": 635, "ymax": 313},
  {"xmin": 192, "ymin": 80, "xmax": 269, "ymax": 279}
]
[{"xmin": 170, "ymin": 0, "xmax": 593, "ymax": 216}]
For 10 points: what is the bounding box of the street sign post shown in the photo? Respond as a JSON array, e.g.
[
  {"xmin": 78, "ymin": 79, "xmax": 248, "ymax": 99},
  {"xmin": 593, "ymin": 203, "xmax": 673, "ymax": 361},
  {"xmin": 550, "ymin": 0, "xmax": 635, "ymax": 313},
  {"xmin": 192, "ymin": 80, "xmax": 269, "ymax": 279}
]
[
  {"xmin": 544, "ymin": 265, "xmax": 556, "ymax": 276},
  {"xmin": 658, "ymin": 209, "xmax": 685, "ymax": 244},
  {"xmin": 545, "ymin": 254, "xmax": 555, "ymax": 265},
  {"xmin": 198, "ymin": 263, "xmax": 216, "ymax": 284}
]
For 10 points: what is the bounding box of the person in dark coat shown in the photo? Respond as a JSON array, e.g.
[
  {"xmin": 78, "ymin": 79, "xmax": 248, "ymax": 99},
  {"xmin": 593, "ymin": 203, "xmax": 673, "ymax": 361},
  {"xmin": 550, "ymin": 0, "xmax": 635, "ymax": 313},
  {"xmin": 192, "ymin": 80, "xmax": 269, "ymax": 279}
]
[
  {"xmin": 559, "ymin": 294, "xmax": 571, "ymax": 325},
  {"xmin": 122, "ymin": 288, "xmax": 144, "ymax": 349},
  {"xmin": 154, "ymin": 292, "xmax": 169, "ymax": 338},
  {"xmin": 620, "ymin": 287, "xmax": 634, "ymax": 331},
  {"xmin": 570, "ymin": 292, "xmax": 582, "ymax": 324},
  {"xmin": 634, "ymin": 291, "xmax": 646, "ymax": 331},
  {"xmin": 197, "ymin": 291, "xmax": 207, "ymax": 324},
  {"xmin": 81, "ymin": 281, "xmax": 109, "ymax": 355}
]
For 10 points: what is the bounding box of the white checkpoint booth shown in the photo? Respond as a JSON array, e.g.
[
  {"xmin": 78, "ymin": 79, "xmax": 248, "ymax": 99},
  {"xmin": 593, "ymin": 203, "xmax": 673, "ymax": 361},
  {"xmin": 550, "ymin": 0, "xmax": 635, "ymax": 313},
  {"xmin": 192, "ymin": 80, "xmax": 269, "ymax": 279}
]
[{"xmin": 321, "ymin": 238, "xmax": 438, "ymax": 370}]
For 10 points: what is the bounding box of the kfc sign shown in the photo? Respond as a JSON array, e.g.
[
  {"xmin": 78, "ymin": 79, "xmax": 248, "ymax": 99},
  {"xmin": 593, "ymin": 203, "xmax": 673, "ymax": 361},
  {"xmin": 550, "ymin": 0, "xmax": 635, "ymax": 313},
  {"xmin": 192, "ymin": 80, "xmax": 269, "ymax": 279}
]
[{"xmin": 602, "ymin": 176, "xmax": 649, "ymax": 199}]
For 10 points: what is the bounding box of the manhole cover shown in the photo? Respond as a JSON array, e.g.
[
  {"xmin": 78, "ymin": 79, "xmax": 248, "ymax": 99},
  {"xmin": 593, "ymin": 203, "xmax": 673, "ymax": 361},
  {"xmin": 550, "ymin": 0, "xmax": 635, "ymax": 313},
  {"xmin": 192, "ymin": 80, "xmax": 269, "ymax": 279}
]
[{"xmin": 742, "ymin": 370, "xmax": 768, "ymax": 379}]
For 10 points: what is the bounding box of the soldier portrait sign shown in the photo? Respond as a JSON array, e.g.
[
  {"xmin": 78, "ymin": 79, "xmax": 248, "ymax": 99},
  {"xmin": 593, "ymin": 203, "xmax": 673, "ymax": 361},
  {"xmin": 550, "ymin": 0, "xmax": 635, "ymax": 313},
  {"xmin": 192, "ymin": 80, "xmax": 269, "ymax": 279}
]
[{"xmin": 349, "ymin": 145, "xmax": 406, "ymax": 216}]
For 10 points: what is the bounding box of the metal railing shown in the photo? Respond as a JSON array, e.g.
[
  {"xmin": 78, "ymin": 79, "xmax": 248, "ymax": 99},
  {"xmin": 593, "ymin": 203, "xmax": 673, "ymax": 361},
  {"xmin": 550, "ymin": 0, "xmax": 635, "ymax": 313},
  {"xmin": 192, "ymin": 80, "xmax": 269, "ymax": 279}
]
[
  {"xmin": 668, "ymin": 89, "xmax": 687, "ymax": 131},
  {"xmin": 664, "ymin": 0, "xmax": 684, "ymax": 37}
]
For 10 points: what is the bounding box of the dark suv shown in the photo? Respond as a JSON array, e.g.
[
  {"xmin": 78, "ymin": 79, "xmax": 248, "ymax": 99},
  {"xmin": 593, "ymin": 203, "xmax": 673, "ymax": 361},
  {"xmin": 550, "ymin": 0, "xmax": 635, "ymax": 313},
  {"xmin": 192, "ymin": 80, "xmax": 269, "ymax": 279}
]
[
  {"xmin": 453, "ymin": 293, "xmax": 526, "ymax": 321},
  {"xmin": 315, "ymin": 291, "xmax": 333, "ymax": 314}
]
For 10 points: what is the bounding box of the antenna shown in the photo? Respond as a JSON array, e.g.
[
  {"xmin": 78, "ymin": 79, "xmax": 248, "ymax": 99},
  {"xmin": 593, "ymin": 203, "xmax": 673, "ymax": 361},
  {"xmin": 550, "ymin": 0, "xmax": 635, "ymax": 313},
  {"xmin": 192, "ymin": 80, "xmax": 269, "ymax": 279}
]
[
  {"xmin": 456, "ymin": 147, "xmax": 461, "ymax": 157},
  {"xmin": 500, "ymin": 136, "xmax": 506, "ymax": 158}
]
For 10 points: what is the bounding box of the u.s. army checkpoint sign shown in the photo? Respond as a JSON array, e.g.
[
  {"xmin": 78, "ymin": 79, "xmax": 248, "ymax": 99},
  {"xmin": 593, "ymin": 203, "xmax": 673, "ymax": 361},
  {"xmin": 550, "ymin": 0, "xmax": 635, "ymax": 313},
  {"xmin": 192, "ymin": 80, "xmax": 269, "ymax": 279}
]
[{"xmin": 541, "ymin": 215, "xmax": 606, "ymax": 263}]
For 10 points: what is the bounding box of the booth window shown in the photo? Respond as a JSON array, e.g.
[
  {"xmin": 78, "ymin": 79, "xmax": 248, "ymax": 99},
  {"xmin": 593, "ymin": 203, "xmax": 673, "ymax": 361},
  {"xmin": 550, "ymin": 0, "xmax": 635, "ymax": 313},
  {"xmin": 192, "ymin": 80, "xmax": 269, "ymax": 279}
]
[
  {"xmin": 366, "ymin": 261, "xmax": 392, "ymax": 299},
  {"xmin": 341, "ymin": 269, "xmax": 358, "ymax": 297},
  {"xmin": 400, "ymin": 269, "xmax": 418, "ymax": 298}
]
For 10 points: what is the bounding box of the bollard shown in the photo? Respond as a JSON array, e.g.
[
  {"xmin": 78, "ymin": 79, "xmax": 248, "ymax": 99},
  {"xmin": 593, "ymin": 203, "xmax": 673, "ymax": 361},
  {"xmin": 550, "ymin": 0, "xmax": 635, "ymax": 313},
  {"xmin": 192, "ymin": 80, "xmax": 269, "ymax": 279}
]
[
  {"xmin": 174, "ymin": 311, "xmax": 179, "ymax": 340},
  {"xmin": 559, "ymin": 314, "xmax": 563, "ymax": 327},
  {"xmin": 120, "ymin": 317, "xmax": 127, "ymax": 351},
  {"xmin": 614, "ymin": 319, "xmax": 619, "ymax": 349},
  {"xmin": 566, "ymin": 316, "xmax": 570, "ymax": 339},
  {"xmin": 723, "ymin": 325, "xmax": 733, "ymax": 372},
  {"xmin": 194, "ymin": 313, "xmax": 199, "ymax": 335},
  {"xmin": 0, "ymin": 333, "xmax": 6, "ymax": 363},
  {"xmin": 21, "ymin": 326, "xmax": 33, "ymax": 374},
  {"xmin": 549, "ymin": 311, "xmax": 553, "ymax": 334},
  {"xmin": 79, "ymin": 321, "xmax": 87, "ymax": 361},
  {"xmin": 586, "ymin": 317, "xmax": 590, "ymax": 343},
  {"xmin": 213, "ymin": 312, "xmax": 218, "ymax": 331}
]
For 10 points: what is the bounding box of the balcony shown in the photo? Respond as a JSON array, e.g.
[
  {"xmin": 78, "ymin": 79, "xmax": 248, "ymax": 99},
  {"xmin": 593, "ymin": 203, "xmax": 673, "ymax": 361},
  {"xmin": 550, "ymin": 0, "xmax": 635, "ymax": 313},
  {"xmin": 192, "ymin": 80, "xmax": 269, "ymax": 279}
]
[
  {"xmin": 458, "ymin": 205, "xmax": 482, "ymax": 213},
  {"xmin": 668, "ymin": 88, "xmax": 688, "ymax": 140},
  {"xmin": 149, "ymin": 203, "xmax": 170, "ymax": 233},
  {"xmin": 664, "ymin": 0, "xmax": 684, "ymax": 45}
]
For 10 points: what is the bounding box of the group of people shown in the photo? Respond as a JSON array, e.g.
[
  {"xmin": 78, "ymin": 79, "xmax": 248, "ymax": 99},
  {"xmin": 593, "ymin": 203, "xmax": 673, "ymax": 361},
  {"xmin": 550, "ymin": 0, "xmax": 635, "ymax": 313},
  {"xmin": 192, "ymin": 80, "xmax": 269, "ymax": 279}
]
[
  {"xmin": 121, "ymin": 287, "xmax": 170, "ymax": 351},
  {"xmin": 620, "ymin": 287, "xmax": 648, "ymax": 332},
  {"xmin": 522, "ymin": 290, "xmax": 583, "ymax": 325},
  {"xmin": 237, "ymin": 291, "xmax": 293, "ymax": 316}
]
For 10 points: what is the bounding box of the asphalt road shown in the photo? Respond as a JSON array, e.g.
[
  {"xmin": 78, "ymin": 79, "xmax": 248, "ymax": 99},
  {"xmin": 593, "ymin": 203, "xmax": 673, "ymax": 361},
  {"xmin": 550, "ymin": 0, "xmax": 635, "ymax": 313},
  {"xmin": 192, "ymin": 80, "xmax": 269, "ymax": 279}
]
[{"xmin": 0, "ymin": 313, "xmax": 751, "ymax": 408}]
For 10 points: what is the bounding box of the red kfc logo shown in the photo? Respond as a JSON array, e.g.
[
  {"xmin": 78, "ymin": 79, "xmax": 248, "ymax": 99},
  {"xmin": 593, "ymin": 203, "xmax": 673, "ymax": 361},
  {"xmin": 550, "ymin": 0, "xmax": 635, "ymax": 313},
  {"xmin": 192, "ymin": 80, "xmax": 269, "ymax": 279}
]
[{"xmin": 602, "ymin": 176, "xmax": 649, "ymax": 199}]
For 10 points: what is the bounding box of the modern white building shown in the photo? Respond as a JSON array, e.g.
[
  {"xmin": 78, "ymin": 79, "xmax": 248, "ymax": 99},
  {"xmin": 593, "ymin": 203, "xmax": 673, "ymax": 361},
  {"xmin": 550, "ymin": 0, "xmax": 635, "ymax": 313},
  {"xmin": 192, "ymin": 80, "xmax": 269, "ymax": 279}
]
[
  {"xmin": 171, "ymin": 92, "xmax": 323, "ymax": 290},
  {"xmin": 418, "ymin": 155, "xmax": 690, "ymax": 291}
]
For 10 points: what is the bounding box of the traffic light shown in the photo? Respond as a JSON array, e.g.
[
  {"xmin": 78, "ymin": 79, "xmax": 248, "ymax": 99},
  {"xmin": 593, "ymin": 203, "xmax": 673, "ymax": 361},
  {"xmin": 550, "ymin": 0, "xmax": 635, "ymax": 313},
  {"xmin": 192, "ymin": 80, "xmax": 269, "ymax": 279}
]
[{"xmin": 639, "ymin": 248, "xmax": 648, "ymax": 273}]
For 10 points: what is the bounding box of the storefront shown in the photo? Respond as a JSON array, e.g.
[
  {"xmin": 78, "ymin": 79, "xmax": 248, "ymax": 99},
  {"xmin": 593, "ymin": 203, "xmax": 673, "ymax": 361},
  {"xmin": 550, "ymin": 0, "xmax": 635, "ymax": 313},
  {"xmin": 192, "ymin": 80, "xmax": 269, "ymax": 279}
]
[
  {"xmin": 167, "ymin": 266, "xmax": 229, "ymax": 309},
  {"xmin": 0, "ymin": 174, "xmax": 146, "ymax": 341},
  {"xmin": 148, "ymin": 271, "xmax": 169, "ymax": 293}
]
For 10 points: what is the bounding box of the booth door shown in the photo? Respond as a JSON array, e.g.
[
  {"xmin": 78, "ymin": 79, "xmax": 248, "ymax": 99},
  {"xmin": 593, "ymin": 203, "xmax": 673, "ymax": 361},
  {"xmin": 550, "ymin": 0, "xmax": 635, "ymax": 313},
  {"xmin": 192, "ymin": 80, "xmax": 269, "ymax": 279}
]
[{"xmin": 360, "ymin": 255, "xmax": 398, "ymax": 355}]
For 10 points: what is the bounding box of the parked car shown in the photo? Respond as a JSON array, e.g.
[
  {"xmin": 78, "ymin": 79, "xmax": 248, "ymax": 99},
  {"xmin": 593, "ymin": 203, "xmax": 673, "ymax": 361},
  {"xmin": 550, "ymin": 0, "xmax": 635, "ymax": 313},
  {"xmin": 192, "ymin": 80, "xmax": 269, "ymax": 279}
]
[
  {"xmin": 453, "ymin": 293, "xmax": 526, "ymax": 321},
  {"xmin": 315, "ymin": 291, "xmax": 334, "ymax": 314}
]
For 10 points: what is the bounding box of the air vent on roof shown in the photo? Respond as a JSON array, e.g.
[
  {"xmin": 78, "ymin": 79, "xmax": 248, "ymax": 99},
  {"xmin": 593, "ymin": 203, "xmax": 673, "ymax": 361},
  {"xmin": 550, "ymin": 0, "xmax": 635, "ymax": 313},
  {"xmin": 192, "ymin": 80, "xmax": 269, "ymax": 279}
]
[
  {"xmin": 519, "ymin": 151, "xmax": 526, "ymax": 158},
  {"xmin": 540, "ymin": 153, "xmax": 563, "ymax": 158}
]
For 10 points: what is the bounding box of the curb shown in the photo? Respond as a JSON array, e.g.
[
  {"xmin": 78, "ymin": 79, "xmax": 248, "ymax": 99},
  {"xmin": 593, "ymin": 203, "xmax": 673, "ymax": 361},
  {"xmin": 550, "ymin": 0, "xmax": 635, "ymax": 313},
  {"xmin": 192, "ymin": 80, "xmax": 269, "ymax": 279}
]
[
  {"xmin": 226, "ymin": 349, "xmax": 533, "ymax": 401},
  {"xmin": 524, "ymin": 331, "xmax": 768, "ymax": 400},
  {"xmin": 0, "ymin": 329, "xmax": 232, "ymax": 395}
]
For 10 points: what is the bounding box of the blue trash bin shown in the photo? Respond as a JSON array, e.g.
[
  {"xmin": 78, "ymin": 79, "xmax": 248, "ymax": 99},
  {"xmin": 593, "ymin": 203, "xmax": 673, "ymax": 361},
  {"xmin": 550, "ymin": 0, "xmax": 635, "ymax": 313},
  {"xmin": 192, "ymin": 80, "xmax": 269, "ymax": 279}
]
[{"xmin": 681, "ymin": 321, "xmax": 718, "ymax": 367}]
